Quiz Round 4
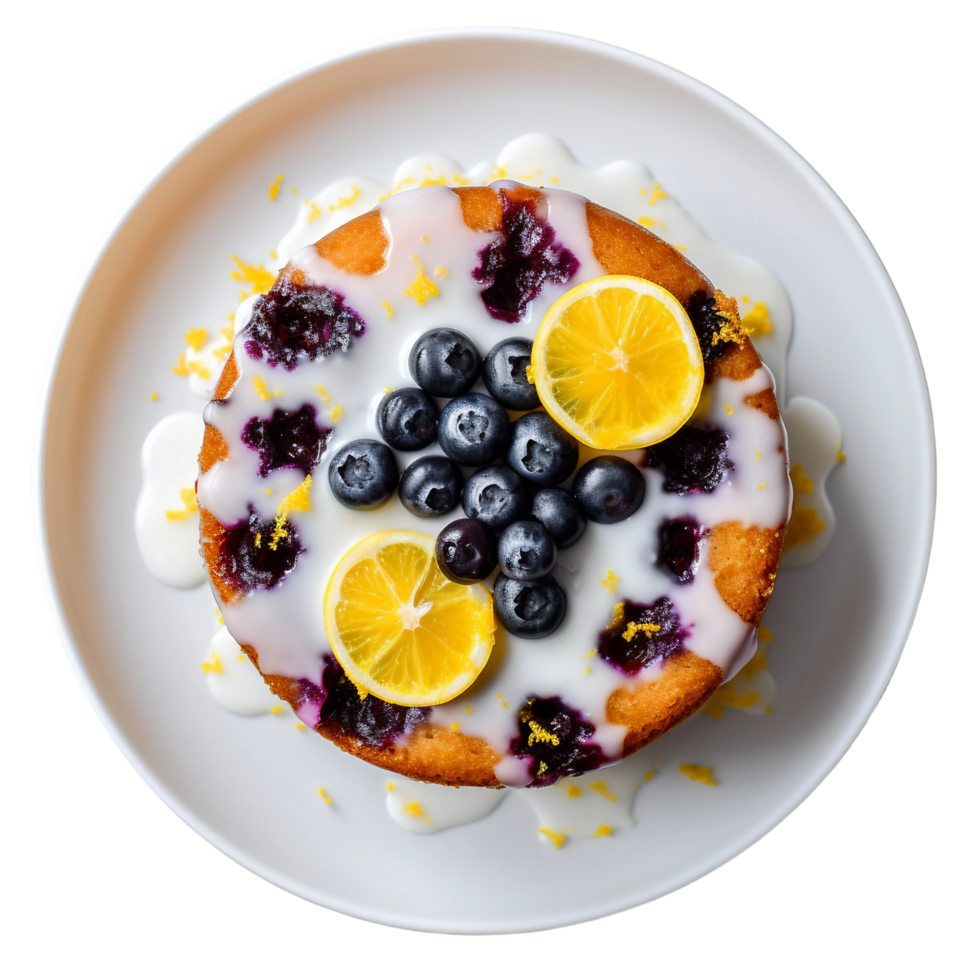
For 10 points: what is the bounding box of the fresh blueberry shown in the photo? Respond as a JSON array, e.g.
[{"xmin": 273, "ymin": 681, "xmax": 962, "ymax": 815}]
[
  {"xmin": 376, "ymin": 387, "xmax": 439, "ymax": 451},
  {"xmin": 462, "ymin": 465, "xmax": 527, "ymax": 530},
  {"xmin": 643, "ymin": 424, "xmax": 731, "ymax": 494},
  {"xmin": 482, "ymin": 337, "xmax": 540, "ymax": 410},
  {"xmin": 493, "ymin": 573, "xmax": 566, "ymax": 639},
  {"xmin": 435, "ymin": 519, "xmax": 498, "ymax": 584},
  {"xmin": 438, "ymin": 393, "xmax": 510, "ymax": 466},
  {"xmin": 657, "ymin": 518, "xmax": 704, "ymax": 584},
  {"xmin": 409, "ymin": 327, "xmax": 482, "ymax": 397},
  {"xmin": 398, "ymin": 455, "xmax": 464, "ymax": 517},
  {"xmin": 327, "ymin": 439, "xmax": 399, "ymax": 509},
  {"xmin": 506, "ymin": 411, "xmax": 578, "ymax": 487},
  {"xmin": 529, "ymin": 487, "xmax": 586, "ymax": 549},
  {"xmin": 497, "ymin": 521, "xmax": 557, "ymax": 581},
  {"xmin": 572, "ymin": 456, "xmax": 646, "ymax": 524}
]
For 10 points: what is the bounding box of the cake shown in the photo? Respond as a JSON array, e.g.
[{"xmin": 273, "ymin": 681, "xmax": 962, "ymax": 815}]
[{"xmin": 196, "ymin": 181, "xmax": 792, "ymax": 788}]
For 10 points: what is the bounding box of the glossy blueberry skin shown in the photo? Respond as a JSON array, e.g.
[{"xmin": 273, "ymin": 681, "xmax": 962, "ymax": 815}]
[
  {"xmin": 397, "ymin": 455, "xmax": 464, "ymax": 518},
  {"xmin": 461, "ymin": 465, "xmax": 527, "ymax": 530},
  {"xmin": 530, "ymin": 487, "xmax": 587, "ymax": 549},
  {"xmin": 376, "ymin": 387, "xmax": 439, "ymax": 451},
  {"xmin": 493, "ymin": 572, "xmax": 566, "ymax": 639},
  {"xmin": 482, "ymin": 337, "xmax": 540, "ymax": 410},
  {"xmin": 409, "ymin": 327, "xmax": 482, "ymax": 397},
  {"xmin": 435, "ymin": 518, "xmax": 498, "ymax": 584},
  {"xmin": 506, "ymin": 411, "xmax": 578, "ymax": 487},
  {"xmin": 572, "ymin": 456, "xmax": 646, "ymax": 524},
  {"xmin": 497, "ymin": 521, "xmax": 557, "ymax": 581},
  {"xmin": 327, "ymin": 439, "xmax": 399, "ymax": 509},
  {"xmin": 437, "ymin": 393, "xmax": 511, "ymax": 466}
]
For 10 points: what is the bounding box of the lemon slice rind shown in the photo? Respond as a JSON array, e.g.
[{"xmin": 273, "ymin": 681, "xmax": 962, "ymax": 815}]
[{"xmin": 324, "ymin": 530, "xmax": 495, "ymax": 707}]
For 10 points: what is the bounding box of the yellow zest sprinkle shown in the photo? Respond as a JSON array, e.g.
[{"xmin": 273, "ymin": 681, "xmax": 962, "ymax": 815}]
[
  {"xmin": 329, "ymin": 187, "xmax": 360, "ymax": 212},
  {"xmin": 600, "ymin": 569, "xmax": 620, "ymax": 594},
  {"xmin": 703, "ymin": 684, "xmax": 761, "ymax": 719},
  {"xmin": 585, "ymin": 649, "xmax": 596, "ymax": 659},
  {"xmin": 526, "ymin": 718, "xmax": 559, "ymax": 747},
  {"xmin": 490, "ymin": 166, "xmax": 508, "ymax": 180},
  {"xmin": 745, "ymin": 645, "xmax": 769, "ymax": 681},
  {"xmin": 550, "ymin": 176, "xmax": 559, "ymax": 184},
  {"xmin": 231, "ymin": 255, "xmax": 275, "ymax": 296},
  {"xmin": 382, "ymin": 386, "xmax": 393, "ymax": 394},
  {"xmin": 537, "ymin": 761, "xmax": 549, "ymax": 775},
  {"xmin": 172, "ymin": 352, "xmax": 190, "ymax": 376},
  {"xmin": 382, "ymin": 300, "xmax": 394, "ymax": 319},
  {"xmin": 452, "ymin": 174, "xmax": 470, "ymax": 185},
  {"xmin": 184, "ymin": 327, "xmax": 208, "ymax": 351},
  {"xmin": 294, "ymin": 723, "xmax": 306, "ymax": 731},
  {"xmin": 254, "ymin": 377, "xmax": 271, "ymax": 401},
  {"xmin": 679, "ymin": 764, "xmax": 718, "ymax": 786},
  {"xmin": 784, "ymin": 506, "xmax": 825, "ymax": 550},
  {"xmin": 211, "ymin": 343, "xmax": 233, "ymax": 361},
  {"xmin": 757, "ymin": 482, "xmax": 767, "ymax": 490},
  {"xmin": 765, "ymin": 706, "xmax": 774, "ymax": 715},
  {"xmin": 403, "ymin": 800, "xmax": 430, "ymax": 824},
  {"xmin": 166, "ymin": 487, "xmax": 198, "ymax": 522},
  {"xmin": 291, "ymin": 188, "xmax": 298, "ymax": 194},
  {"xmin": 672, "ymin": 243, "xmax": 687, "ymax": 253},
  {"xmin": 264, "ymin": 487, "xmax": 273, "ymax": 496},
  {"xmin": 410, "ymin": 254, "xmax": 420, "ymax": 264},
  {"xmin": 221, "ymin": 324, "xmax": 234, "ymax": 341},
  {"xmin": 496, "ymin": 693, "xmax": 509, "ymax": 709},
  {"xmin": 200, "ymin": 651, "xmax": 222, "ymax": 675},
  {"xmin": 593, "ymin": 825, "xmax": 613, "ymax": 837},
  {"xmin": 518, "ymin": 173, "xmax": 533, "ymax": 180},
  {"xmin": 644, "ymin": 771, "xmax": 657, "ymax": 781},
  {"xmin": 621, "ymin": 621, "xmax": 661, "ymax": 643},
  {"xmin": 403, "ymin": 265, "xmax": 440, "ymax": 306},
  {"xmin": 150, "ymin": 393, "xmax": 159, "ymax": 402},
  {"xmin": 758, "ymin": 625, "xmax": 773, "ymax": 644},
  {"xmin": 270, "ymin": 705, "xmax": 285, "ymax": 714},
  {"xmin": 270, "ymin": 251, "xmax": 278, "ymax": 260},
  {"xmin": 755, "ymin": 449, "xmax": 762, "ymax": 460},
  {"xmin": 637, "ymin": 216, "xmax": 655, "ymax": 229},
  {"xmin": 836, "ymin": 441, "xmax": 846, "ymax": 463},
  {"xmin": 268, "ymin": 174, "xmax": 284, "ymax": 201},
  {"xmin": 647, "ymin": 183, "xmax": 667, "ymax": 202},
  {"xmin": 465, "ymin": 706, "xmax": 473, "ymax": 714},
  {"xmin": 420, "ymin": 174, "xmax": 448, "ymax": 187},
  {"xmin": 314, "ymin": 384, "xmax": 330, "ymax": 403},
  {"xmin": 328, "ymin": 404, "xmax": 343, "ymax": 423},
  {"xmin": 268, "ymin": 475, "xmax": 313, "ymax": 552},
  {"xmin": 725, "ymin": 404, "xmax": 734, "ymax": 415},
  {"xmin": 583, "ymin": 667, "xmax": 591, "ymax": 675},
  {"xmin": 790, "ymin": 463, "xmax": 815, "ymax": 494},
  {"xmin": 386, "ymin": 780, "xmax": 395, "ymax": 792},
  {"xmin": 316, "ymin": 786, "xmax": 332, "ymax": 804},
  {"xmin": 217, "ymin": 616, "xmax": 224, "ymax": 624},
  {"xmin": 420, "ymin": 235, "xmax": 430, "ymax": 243},
  {"xmin": 590, "ymin": 781, "xmax": 617, "ymax": 802},
  {"xmin": 434, "ymin": 266, "xmax": 448, "ymax": 277},
  {"xmin": 304, "ymin": 199, "xmax": 322, "ymax": 222},
  {"xmin": 741, "ymin": 299, "xmax": 772, "ymax": 336},
  {"xmin": 450, "ymin": 721, "xmax": 460, "ymax": 732},
  {"xmin": 537, "ymin": 827, "xmax": 564, "ymax": 849},
  {"xmin": 254, "ymin": 532, "xmax": 262, "ymax": 547},
  {"xmin": 566, "ymin": 784, "xmax": 582, "ymax": 799}
]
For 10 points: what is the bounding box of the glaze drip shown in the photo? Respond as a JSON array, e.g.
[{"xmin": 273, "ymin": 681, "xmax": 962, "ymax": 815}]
[
  {"xmin": 597, "ymin": 597, "xmax": 687, "ymax": 675},
  {"xmin": 473, "ymin": 191, "xmax": 579, "ymax": 323},
  {"xmin": 644, "ymin": 423, "xmax": 732, "ymax": 494},
  {"xmin": 242, "ymin": 403, "xmax": 332, "ymax": 477},
  {"xmin": 212, "ymin": 506, "xmax": 304, "ymax": 595},
  {"xmin": 243, "ymin": 278, "xmax": 366, "ymax": 369}
]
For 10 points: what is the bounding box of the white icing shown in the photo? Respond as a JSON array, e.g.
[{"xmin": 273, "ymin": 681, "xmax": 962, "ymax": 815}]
[
  {"xmin": 135, "ymin": 412, "xmax": 207, "ymax": 588},
  {"xmin": 384, "ymin": 777, "xmax": 505, "ymax": 834},
  {"xmin": 781, "ymin": 396, "xmax": 843, "ymax": 569},
  {"xmin": 204, "ymin": 626, "xmax": 289, "ymax": 715}
]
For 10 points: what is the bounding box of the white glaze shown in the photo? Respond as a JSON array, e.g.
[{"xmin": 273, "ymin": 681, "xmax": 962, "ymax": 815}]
[
  {"xmin": 204, "ymin": 626, "xmax": 289, "ymax": 715},
  {"xmin": 135, "ymin": 412, "xmax": 207, "ymax": 588},
  {"xmin": 384, "ymin": 778, "xmax": 505, "ymax": 834}
]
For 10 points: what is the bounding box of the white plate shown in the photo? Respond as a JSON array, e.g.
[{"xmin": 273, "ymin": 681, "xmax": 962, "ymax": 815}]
[{"xmin": 36, "ymin": 28, "xmax": 934, "ymax": 933}]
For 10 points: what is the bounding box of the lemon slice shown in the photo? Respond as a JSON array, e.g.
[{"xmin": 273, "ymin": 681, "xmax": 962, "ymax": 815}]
[
  {"xmin": 323, "ymin": 530, "xmax": 496, "ymax": 707},
  {"xmin": 530, "ymin": 275, "xmax": 705, "ymax": 450}
]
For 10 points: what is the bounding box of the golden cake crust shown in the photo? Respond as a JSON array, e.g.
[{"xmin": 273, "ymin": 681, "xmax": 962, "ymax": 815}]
[{"xmin": 200, "ymin": 185, "xmax": 787, "ymax": 787}]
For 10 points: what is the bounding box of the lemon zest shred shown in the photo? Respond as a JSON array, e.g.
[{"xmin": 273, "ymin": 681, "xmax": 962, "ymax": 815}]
[
  {"xmin": 150, "ymin": 393, "xmax": 159, "ymax": 402},
  {"xmin": 758, "ymin": 625, "xmax": 774, "ymax": 644},
  {"xmin": 566, "ymin": 784, "xmax": 582, "ymax": 799},
  {"xmin": 589, "ymin": 781, "xmax": 617, "ymax": 802},
  {"xmin": 382, "ymin": 300, "xmax": 394, "ymax": 319},
  {"xmin": 200, "ymin": 651, "xmax": 222, "ymax": 675},
  {"xmin": 644, "ymin": 771, "xmax": 657, "ymax": 781},
  {"xmin": 329, "ymin": 187, "xmax": 361, "ymax": 212},
  {"xmin": 294, "ymin": 723, "xmax": 306, "ymax": 731},
  {"xmin": 741, "ymin": 299, "xmax": 772, "ymax": 336},
  {"xmin": 537, "ymin": 827, "xmax": 564, "ymax": 849},
  {"xmin": 403, "ymin": 265, "xmax": 440, "ymax": 306},
  {"xmin": 784, "ymin": 506, "xmax": 825, "ymax": 550},
  {"xmin": 679, "ymin": 764, "xmax": 718, "ymax": 786},
  {"xmin": 450, "ymin": 721, "xmax": 460, "ymax": 732},
  {"xmin": 386, "ymin": 780, "xmax": 395, "ymax": 792},
  {"xmin": 315, "ymin": 786, "xmax": 332, "ymax": 804},
  {"xmin": 403, "ymin": 800, "xmax": 430, "ymax": 824},
  {"xmin": 593, "ymin": 825, "xmax": 613, "ymax": 837},
  {"xmin": 490, "ymin": 166, "xmax": 508, "ymax": 180},
  {"xmin": 184, "ymin": 327, "xmax": 208, "ymax": 351},
  {"xmin": 526, "ymin": 718, "xmax": 559, "ymax": 747},
  {"xmin": 268, "ymin": 475, "xmax": 313, "ymax": 552},
  {"xmin": 253, "ymin": 377, "xmax": 271, "ymax": 401},
  {"xmin": 637, "ymin": 216, "xmax": 655, "ymax": 229},
  {"xmin": 230, "ymin": 255, "xmax": 275, "ymax": 295},
  {"xmin": 496, "ymin": 693, "xmax": 509, "ymax": 709},
  {"xmin": 600, "ymin": 570, "xmax": 620, "ymax": 594},
  {"xmin": 621, "ymin": 621, "xmax": 661, "ymax": 642},
  {"xmin": 166, "ymin": 487, "xmax": 198, "ymax": 521},
  {"xmin": 268, "ymin": 175, "xmax": 284, "ymax": 201},
  {"xmin": 328, "ymin": 405, "xmax": 343, "ymax": 423},
  {"xmin": 314, "ymin": 384, "xmax": 330, "ymax": 403},
  {"xmin": 304, "ymin": 199, "xmax": 322, "ymax": 222},
  {"xmin": 270, "ymin": 705, "xmax": 285, "ymax": 714},
  {"xmin": 790, "ymin": 463, "xmax": 815, "ymax": 494}
]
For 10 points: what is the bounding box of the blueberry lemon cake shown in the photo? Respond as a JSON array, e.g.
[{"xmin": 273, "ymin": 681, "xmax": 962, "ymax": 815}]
[{"xmin": 197, "ymin": 182, "xmax": 792, "ymax": 788}]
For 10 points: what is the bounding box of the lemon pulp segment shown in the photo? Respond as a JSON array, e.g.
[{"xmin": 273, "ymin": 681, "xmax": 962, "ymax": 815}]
[
  {"xmin": 531, "ymin": 276, "xmax": 704, "ymax": 451},
  {"xmin": 324, "ymin": 531, "xmax": 495, "ymax": 706}
]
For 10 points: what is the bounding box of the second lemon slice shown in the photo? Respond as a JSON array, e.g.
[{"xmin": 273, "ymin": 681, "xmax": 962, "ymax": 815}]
[
  {"xmin": 530, "ymin": 276, "xmax": 705, "ymax": 451},
  {"xmin": 324, "ymin": 530, "xmax": 495, "ymax": 707}
]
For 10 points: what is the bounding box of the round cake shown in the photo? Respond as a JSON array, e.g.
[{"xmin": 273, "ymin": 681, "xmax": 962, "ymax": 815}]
[{"xmin": 197, "ymin": 181, "xmax": 792, "ymax": 788}]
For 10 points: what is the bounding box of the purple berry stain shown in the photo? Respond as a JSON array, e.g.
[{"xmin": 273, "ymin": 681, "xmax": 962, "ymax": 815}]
[
  {"xmin": 644, "ymin": 424, "xmax": 732, "ymax": 494},
  {"xmin": 319, "ymin": 654, "xmax": 430, "ymax": 748},
  {"xmin": 473, "ymin": 192, "xmax": 579, "ymax": 323},
  {"xmin": 243, "ymin": 277, "xmax": 366, "ymax": 369},
  {"xmin": 509, "ymin": 696, "xmax": 612, "ymax": 787},
  {"xmin": 242, "ymin": 403, "xmax": 332, "ymax": 478},
  {"xmin": 657, "ymin": 519, "xmax": 704, "ymax": 584},
  {"xmin": 597, "ymin": 598, "xmax": 688, "ymax": 675},
  {"xmin": 686, "ymin": 291, "xmax": 732, "ymax": 363},
  {"xmin": 213, "ymin": 506, "xmax": 303, "ymax": 595}
]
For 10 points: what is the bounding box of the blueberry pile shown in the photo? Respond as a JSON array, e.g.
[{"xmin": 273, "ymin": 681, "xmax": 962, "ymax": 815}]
[{"xmin": 325, "ymin": 327, "xmax": 650, "ymax": 639}]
